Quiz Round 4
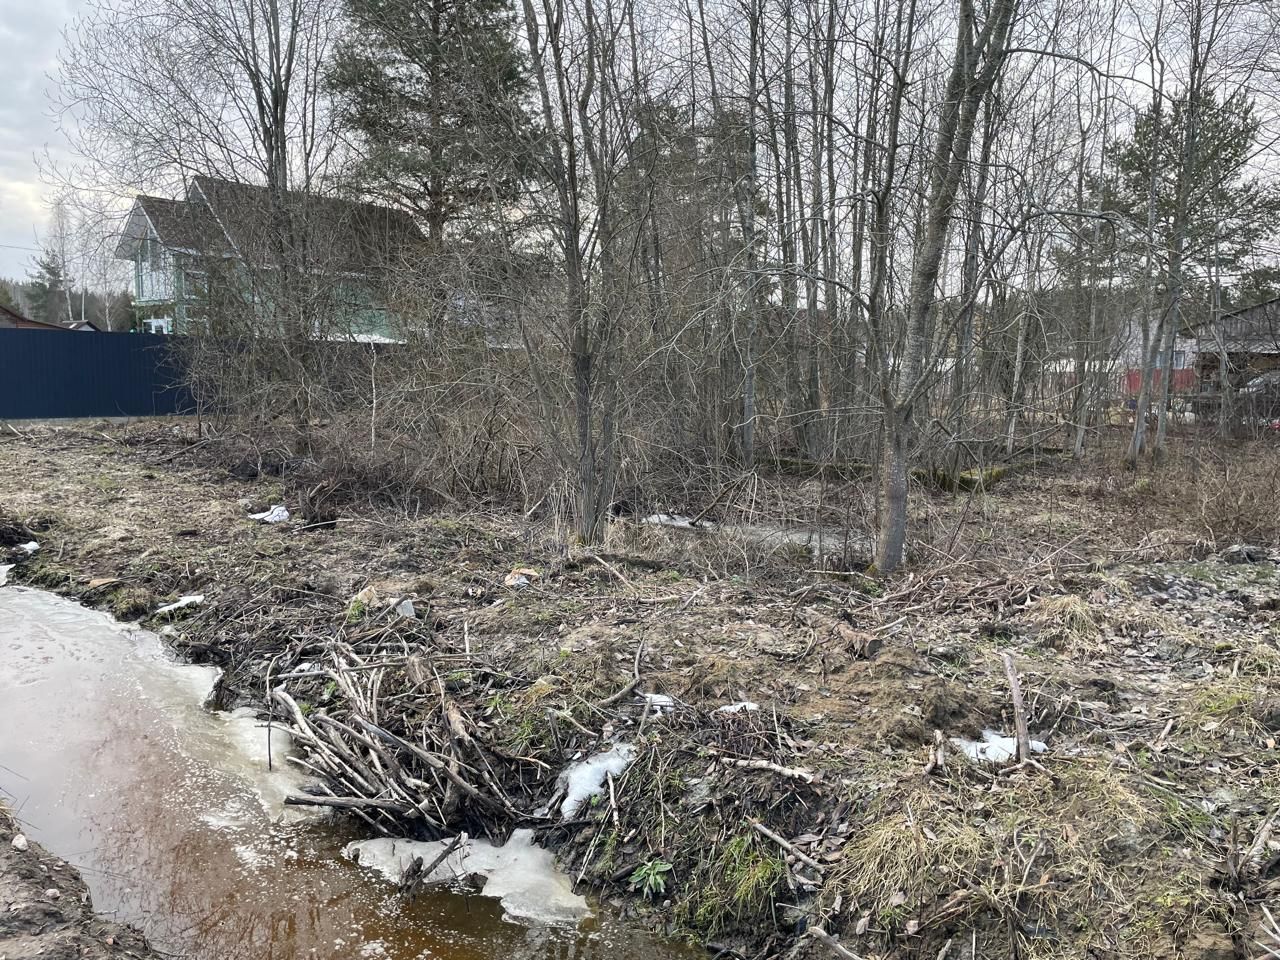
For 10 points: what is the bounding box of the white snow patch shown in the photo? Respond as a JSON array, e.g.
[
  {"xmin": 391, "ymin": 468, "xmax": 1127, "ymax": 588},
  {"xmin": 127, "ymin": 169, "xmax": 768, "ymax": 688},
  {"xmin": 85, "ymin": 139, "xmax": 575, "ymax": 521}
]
[
  {"xmin": 18, "ymin": 541, "xmax": 39, "ymax": 554},
  {"xmin": 559, "ymin": 743, "xmax": 636, "ymax": 818},
  {"xmin": 345, "ymin": 828, "xmax": 590, "ymax": 925},
  {"xmin": 0, "ymin": 564, "xmax": 12, "ymax": 587},
  {"xmin": 951, "ymin": 729, "xmax": 1047, "ymax": 765},
  {"xmin": 156, "ymin": 594, "xmax": 204, "ymax": 616},
  {"xmin": 638, "ymin": 693, "xmax": 675, "ymax": 713},
  {"xmin": 716, "ymin": 701, "xmax": 760, "ymax": 714},
  {"xmin": 641, "ymin": 513, "xmax": 716, "ymax": 530},
  {"xmin": 249, "ymin": 505, "xmax": 290, "ymax": 523}
]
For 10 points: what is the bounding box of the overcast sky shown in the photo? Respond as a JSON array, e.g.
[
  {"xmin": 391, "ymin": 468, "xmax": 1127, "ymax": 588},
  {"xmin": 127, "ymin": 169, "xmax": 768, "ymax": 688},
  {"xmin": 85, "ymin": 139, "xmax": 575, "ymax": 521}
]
[{"xmin": 0, "ymin": 0, "xmax": 80, "ymax": 281}]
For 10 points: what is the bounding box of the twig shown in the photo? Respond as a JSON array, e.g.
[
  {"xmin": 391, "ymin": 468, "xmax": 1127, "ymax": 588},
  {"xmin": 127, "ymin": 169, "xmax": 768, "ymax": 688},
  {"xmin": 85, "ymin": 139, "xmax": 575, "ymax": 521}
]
[
  {"xmin": 598, "ymin": 638, "xmax": 646, "ymax": 708},
  {"xmin": 748, "ymin": 819, "xmax": 826, "ymax": 875},
  {"xmin": 151, "ymin": 437, "xmax": 212, "ymax": 465},
  {"xmin": 586, "ymin": 552, "xmax": 637, "ymax": 591},
  {"xmin": 807, "ymin": 926, "xmax": 866, "ymax": 960},
  {"xmin": 550, "ymin": 707, "xmax": 599, "ymax": 739}
]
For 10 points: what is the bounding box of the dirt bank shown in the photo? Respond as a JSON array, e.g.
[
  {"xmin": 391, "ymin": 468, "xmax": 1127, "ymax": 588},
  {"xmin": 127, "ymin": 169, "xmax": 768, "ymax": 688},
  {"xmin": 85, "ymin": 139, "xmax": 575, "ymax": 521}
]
[
  {"xmin": 2, "ymin": 420, "xmax": 1279, "ymax": 959},
  {"xmin": 0, "ymin": 804, "xmax": 162, "ymax": 960}
]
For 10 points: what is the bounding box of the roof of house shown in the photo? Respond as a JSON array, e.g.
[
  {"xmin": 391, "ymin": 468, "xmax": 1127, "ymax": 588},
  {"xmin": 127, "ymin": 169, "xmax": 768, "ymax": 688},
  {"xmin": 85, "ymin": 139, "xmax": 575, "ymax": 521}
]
[
  {"xmin": 1223, "ymin": 294, "xmax": 1280, "ymax": 319},
  {"xmin": 0, "ymin": 303, "xmax": 72, "ymax": 331},
  {"xmin": 115, "ymin": 176, "xmax": 425, "ymax": 274},
  {"xmin": 1198, "ymin": 295, "xmax": 1280, "ymax": 354}
]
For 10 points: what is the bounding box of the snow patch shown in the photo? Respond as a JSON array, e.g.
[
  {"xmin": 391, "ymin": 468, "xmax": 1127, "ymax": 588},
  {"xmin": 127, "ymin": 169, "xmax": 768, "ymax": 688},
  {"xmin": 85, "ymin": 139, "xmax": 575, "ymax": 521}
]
[
  {"xmin": 638, "ymin": 693, "xmax": 675, "ymax": 713},
  {"xmin": 0, "ymin": 564, "xmax": 13, "ymax": 587},
  {"xmin": 950, "ymin": 729, "xmax": 1047, "ymax": 764},
  {"xmin": 559, "ymin": 743, "xmax": 636, "ymax": 818},
  {"xmin": 716, "ymin": 701, "xmax": 760, "ymax": 714},
  {"xmin": 641, "ymin": 514, "xmax": 715, "ymax": 530},
  {"xmin": 345, "ymin": 829, "xmax": 590, "ymax": 925},
  {"xmin": 17, "ymin": 541, "xmax": 39, "ymax": 554}
]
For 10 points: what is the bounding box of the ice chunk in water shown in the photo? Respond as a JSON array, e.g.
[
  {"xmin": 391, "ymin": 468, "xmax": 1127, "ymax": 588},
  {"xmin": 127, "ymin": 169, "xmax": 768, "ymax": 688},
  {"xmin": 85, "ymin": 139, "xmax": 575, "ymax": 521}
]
[{"xmin": 345, "ymin": 829, "xmax": 590, "ymax": 925}]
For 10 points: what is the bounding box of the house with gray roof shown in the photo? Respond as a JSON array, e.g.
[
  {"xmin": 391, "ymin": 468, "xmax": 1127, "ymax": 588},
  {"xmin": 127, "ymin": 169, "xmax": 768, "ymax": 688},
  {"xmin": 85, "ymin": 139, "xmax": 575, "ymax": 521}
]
[{"xmin": 115, "ymin": 176, "xmax": 424, "ymax": 337}]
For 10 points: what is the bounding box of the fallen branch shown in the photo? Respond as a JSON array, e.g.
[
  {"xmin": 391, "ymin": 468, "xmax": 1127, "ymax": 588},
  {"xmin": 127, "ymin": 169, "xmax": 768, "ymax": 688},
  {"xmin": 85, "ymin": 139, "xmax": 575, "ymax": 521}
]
[
  {"xmin": 598, "ymin": 638, "xmax": 646, "ymax": 708},
  {"xmin": 711, "ymin": 751, "xmax": 815, "ymax": 783},
  {"xmin": 807, "ymin": 926, "xmax": 866, "ymax": 960},
  {"xmin": 748, "ymin": 818, "xmax": 826, "ymax": 875},
  {"xmin": 283, "ymin": 794, "xmax": 413, "ymax": 814},
  {"xmin": 401, "ymin": 833, "xmax": 467, "ymax": 899}
]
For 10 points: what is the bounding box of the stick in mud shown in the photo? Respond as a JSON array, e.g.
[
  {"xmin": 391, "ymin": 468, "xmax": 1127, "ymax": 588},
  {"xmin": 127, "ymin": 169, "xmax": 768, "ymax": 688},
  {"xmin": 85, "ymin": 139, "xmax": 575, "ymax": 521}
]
[
  {"xmin": 1001, "ymin": 651, "xmax": 1032, "ymax": 763},
  {"xmin": 400, "ymin": 833, "xmax": 467, "ymax": 900}
]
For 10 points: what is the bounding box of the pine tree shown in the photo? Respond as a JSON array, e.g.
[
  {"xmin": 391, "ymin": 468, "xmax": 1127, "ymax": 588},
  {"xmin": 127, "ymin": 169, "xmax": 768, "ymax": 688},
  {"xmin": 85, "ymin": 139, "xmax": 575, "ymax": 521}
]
[
  {"xmin": 1107, "ymin": 90, "xmax": 1280, "ymax": 287},
  {"xmin": 25, "ymin": 251, "xmax": 71, "ymax": 326},
  {"xmin": 0, "ymin": 280, "xmax": 18, "ymax": 314},
  {"xmin": 330, "ymin": 0, "xmax": 534, "ymax": 247}
]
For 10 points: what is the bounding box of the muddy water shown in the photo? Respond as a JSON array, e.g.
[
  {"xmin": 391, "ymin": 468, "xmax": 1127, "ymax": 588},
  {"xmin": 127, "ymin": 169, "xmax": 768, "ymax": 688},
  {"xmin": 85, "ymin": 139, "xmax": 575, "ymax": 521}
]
[{"xmin": 0, "ymin": 587, "xmax": 692, "ymax": 960}]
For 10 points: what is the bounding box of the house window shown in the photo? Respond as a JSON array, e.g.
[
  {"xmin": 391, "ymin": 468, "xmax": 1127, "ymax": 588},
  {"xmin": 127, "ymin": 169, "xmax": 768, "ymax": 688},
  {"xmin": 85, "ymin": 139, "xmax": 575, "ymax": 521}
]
[
  {"xmin": 184, "ymin": 269, "xmax": 208, "ymax": 301},
  {"xmin": 1173, "ymin": 350, "xmax": 1187, "ymax": 369}
]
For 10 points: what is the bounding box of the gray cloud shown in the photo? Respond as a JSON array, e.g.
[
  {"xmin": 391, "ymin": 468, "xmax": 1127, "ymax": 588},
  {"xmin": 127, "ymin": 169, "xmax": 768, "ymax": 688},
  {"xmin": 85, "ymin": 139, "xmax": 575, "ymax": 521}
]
[{"xmin": 0, "ymin": 0, "xmax": 82, "ymax": 280}]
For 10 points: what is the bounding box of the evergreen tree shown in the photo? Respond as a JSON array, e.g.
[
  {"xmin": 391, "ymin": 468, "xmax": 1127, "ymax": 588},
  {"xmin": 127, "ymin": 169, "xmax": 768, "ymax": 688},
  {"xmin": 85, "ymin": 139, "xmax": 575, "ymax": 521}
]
[
  {"xmin": 25, "ymin": 251, "xmax": 71, "ymax": 326},
  {"xmin": 0, "ymin": 280, "xmax": 18, "ymax": 315},
  {"xmin": 1107, "ymin": 90, "xmax": 1280, "ymax": 287},
  {"xmin": 330, "ymin": 0, "xmax": 534, "ymax": 247}
]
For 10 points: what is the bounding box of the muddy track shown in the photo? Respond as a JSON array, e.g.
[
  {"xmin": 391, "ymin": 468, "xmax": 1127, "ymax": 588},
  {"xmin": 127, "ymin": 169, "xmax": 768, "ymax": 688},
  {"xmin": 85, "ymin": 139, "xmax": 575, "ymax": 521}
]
[
  {"xmin": 0, "ymin": 805, "xmax": 162, "ymax": 960},
  {"xmin": 3, "ymin": 421, "xmax": 1280, "ymax": 959}
]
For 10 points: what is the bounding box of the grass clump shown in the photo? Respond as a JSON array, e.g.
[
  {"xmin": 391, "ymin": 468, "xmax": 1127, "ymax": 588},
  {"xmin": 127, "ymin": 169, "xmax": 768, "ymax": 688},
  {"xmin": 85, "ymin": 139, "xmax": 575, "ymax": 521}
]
[
  {"xmin": 675, "ymin": 828, "xmax": 786, "ymax": 937},
  {"xmin": 1023, "ymin": 593, "xmax": 1103, "ymax": 649}
]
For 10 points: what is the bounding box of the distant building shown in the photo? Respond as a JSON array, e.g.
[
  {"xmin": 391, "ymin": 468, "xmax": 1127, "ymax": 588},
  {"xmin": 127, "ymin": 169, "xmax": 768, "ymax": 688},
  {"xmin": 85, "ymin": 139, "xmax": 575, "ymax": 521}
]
[
  {"xmin": 0, "ymin": 303, "xmax": 73, "ymax": 331},
  {"xmin": 1115, "ymin": 315, "xmax": 1198, "ymax": 395},
  {"xmin": 63, "ymin": 319, "xmax": 105, "ymax": 332},
  {"xmin": 114, "ymin": 176, "xmax": 425, "ymax": 337},
  {"xmin": 1195, "ymin": 295, "xmax": 1280, "ymax": 388}
]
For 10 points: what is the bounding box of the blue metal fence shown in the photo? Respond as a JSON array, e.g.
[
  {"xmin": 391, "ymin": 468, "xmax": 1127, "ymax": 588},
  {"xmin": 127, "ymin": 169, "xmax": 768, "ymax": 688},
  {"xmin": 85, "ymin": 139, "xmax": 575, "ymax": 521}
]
[{"xmin": 0, "ymin": 330, "xmax": 193, "ymax": 419}]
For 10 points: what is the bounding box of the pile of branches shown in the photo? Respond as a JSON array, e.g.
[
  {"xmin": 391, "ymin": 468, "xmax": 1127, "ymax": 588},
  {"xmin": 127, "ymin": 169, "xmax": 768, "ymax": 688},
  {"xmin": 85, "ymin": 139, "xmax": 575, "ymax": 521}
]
[{"xmin": 264, "ymin": 618, "xmax": 548, "ymax": 838}]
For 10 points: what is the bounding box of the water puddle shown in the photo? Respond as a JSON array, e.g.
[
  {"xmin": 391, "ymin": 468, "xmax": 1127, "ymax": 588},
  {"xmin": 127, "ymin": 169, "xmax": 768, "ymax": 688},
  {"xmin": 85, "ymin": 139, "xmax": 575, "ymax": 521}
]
[{"xmin": 0, "ymin": 586, "xmax": 693, "ymax": 960}]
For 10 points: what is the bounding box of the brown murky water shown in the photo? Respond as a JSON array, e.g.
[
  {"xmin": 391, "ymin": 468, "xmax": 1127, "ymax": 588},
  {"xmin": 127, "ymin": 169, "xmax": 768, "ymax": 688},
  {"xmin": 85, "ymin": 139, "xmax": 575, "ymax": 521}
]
[{"xmin": 0, "ymin": 587, "xmax": 693, "ymax": 960}]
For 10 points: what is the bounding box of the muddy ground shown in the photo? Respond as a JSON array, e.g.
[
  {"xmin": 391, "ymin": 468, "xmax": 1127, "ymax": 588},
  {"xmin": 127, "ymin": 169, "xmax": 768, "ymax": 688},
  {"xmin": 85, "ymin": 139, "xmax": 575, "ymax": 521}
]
[
  {"xmin": 0, "ymin": 804, "xmax": 162, "ymax": 960},
  {"xmin": 2, "ymin": 419, "xmax": 1279, "ymax": 960}
]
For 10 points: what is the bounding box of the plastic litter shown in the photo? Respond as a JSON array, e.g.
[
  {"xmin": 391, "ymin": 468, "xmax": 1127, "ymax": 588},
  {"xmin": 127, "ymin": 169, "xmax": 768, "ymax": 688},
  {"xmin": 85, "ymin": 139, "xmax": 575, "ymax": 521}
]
[
  {"xmin": 248, "ymin": 505, "xmax": 289, "ymax": 523},
  {"xmin": 156, "ymin": 595, "xmax": 205, "ymax": 616},
  {"xmin": 503, "ymin": 567, "xmax": 539, "ymax": 588}
]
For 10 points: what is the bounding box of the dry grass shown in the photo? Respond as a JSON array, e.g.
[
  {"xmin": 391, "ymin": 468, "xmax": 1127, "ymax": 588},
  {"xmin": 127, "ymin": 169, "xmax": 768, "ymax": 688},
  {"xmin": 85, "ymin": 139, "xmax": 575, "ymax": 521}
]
[{"xmin": 1022, "ymin": 593, "xmax": 1104, "ymax": 649}]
